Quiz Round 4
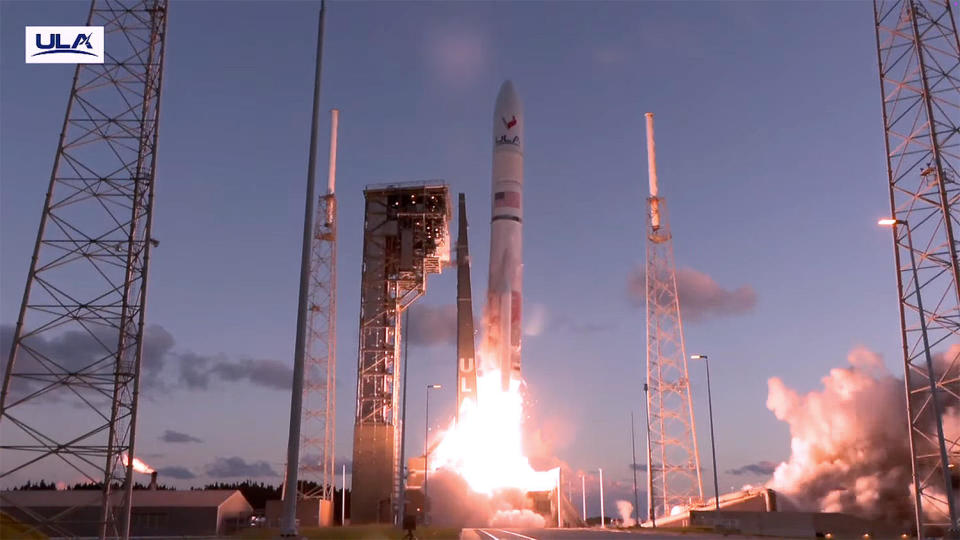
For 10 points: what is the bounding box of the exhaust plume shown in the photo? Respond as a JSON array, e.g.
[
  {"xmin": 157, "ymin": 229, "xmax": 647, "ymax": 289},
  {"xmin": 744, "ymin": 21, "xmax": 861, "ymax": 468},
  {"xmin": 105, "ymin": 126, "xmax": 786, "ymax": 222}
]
[
  {"xmin": 121, "ymin": 453, "xmax": 155, "ymax": 474},
  {"xmin": 617, "ymin": 500, "xmax": 636, "ymax": 527},
  {"xmin": 766, "ymin": 345, "xmax": 960, "ymax": 525}
]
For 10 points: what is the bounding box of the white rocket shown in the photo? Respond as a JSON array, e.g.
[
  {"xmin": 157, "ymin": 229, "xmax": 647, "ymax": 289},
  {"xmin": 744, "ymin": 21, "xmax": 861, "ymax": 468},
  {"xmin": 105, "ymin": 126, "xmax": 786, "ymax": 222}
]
[{"xmin": 486, "ymin": 80, "xmax": 524, "ymax": 391}]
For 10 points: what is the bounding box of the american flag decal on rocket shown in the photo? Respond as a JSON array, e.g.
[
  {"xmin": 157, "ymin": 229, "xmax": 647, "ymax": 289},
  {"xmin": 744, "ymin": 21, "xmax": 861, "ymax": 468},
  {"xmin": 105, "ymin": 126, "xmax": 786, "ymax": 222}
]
[{"xmin": 494, "ymin": 191, "xmax": 521, "ymax": 209}]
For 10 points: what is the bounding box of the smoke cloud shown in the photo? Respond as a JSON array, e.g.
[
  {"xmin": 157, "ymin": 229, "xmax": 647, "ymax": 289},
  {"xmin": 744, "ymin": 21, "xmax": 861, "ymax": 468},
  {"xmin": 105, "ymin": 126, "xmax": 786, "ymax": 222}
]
[
  {"xmin": 426, "ymin": 469, "xmax": 550, "ymax": 528},
  {"xmin": 765, "ymin": 346, "xmax": 960, "ymax": 525},
  {"xmin": 490, "ymin": 509, "xmax": 546, "ymax": 528},
  {"xmin": 617, "ymin": 500, "xmax": 636, "ymax": 527},
  {"xmin": 627, "ymin": 266, "xmax": 756, "ymax": 323}
]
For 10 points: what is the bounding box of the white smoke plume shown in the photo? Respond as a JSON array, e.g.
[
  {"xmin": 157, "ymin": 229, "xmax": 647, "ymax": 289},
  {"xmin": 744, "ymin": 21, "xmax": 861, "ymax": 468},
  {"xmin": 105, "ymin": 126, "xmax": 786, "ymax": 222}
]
[
  {"xmin": 766, "ymin": 345, "xmax": 960, "ymax": 526},
  {"xmin": 616, "ymin": 500, "xmax": 636, "ymax": 527},
  {"xmin": 428, "ymin": 469, "xmax": 548, "ymax": 528},
  {"xmin": 490, "ymin": 509, "xmax": 546, "ymax": 528}
]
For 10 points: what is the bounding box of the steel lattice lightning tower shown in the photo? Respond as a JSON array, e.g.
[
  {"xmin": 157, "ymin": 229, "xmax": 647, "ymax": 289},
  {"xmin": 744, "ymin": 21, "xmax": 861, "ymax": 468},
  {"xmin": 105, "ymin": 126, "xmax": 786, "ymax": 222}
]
[
  {"xmin": 642, "ymin": 113, "xmax": 703, "ymax": 519},
  {"xmin": 873, "ymin": 0, "xmax": 960, "ymax": 536},
  {"xmin": 0, "ymin": 1, "xmax": 168, "ymax": 538},
  {"xmin": 299, "ymin": 110, "xmax": 339, "ymax": 507}
]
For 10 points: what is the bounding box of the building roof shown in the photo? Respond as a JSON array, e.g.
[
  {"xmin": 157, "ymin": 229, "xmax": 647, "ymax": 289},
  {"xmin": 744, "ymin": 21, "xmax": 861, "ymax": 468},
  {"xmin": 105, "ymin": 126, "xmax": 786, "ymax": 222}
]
[{"xmin": 1, "ymin": 489, "xmax": 251, "ymax": 510}]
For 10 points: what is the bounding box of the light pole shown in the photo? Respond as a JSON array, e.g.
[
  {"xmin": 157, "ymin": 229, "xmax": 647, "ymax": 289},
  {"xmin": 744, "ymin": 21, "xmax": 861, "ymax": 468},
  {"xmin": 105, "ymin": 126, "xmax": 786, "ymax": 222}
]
[
  {"xmin": 630, "ymin": 411, "xmax": 640, "ymax": 525},
  {"xmin": 643, "ymin": 383, "xmax": 655, "ymax": 526},
  {"xmin": 581, "ymin": 474, "xmax": 586, "ymax": 523},
  {"xmin": 690, "ymin": 354, "xmax": 720, "ymax": 512},
  {"xmin": 424, "ymin": 384, "xmax": 442, "ymax": 525},
  {"xmin": 599, "ymin": 467, "xmax": 605, "ymax": 528},
  {"xmin": 879, "ymin": 218, "xmax": 958, "ymax": 532}
]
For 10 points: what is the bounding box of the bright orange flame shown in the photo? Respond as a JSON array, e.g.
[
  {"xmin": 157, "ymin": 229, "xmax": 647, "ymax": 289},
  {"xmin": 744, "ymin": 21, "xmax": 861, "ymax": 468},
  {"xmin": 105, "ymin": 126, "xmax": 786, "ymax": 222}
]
[
  {"xmin": 121, "ymin": 453, "xmax": 154, "ymax": 474},
  {"xmin": 429, "ymin": 351, "xmax": 558, "ymax": 496}
]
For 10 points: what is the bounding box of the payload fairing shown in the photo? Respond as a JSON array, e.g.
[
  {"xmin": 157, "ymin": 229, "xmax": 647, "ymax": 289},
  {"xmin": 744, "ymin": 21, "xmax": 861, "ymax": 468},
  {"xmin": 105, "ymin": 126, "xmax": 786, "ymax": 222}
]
[{"xmin": 485, "ymin": 80, "xmax": 524, "ymax": 390}]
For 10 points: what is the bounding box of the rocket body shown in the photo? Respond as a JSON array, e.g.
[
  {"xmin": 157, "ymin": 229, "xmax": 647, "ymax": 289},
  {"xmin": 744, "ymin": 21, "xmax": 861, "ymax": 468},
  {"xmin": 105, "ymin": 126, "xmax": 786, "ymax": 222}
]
[{"xmin": 486, "ymin": 80, "xmax": 524, "ymax": 390}]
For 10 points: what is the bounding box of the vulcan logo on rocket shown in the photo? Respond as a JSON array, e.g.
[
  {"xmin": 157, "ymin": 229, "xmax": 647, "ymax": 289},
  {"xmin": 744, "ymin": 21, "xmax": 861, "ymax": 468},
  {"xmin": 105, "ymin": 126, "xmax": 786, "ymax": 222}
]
[
  {"xmin": 495, "ymin": 134, "xmax": 520, "ymax": 147},
  {"xmin": 496, "ymin": 113, "xmax": 520, "ymax": 147}
]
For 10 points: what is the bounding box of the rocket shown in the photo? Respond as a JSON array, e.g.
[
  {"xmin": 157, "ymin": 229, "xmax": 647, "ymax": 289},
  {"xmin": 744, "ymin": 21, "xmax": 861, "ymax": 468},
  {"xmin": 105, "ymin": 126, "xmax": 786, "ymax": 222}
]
[{"xmin": 486, "ymin": 80, "xmax": 524, "ymax": 391}]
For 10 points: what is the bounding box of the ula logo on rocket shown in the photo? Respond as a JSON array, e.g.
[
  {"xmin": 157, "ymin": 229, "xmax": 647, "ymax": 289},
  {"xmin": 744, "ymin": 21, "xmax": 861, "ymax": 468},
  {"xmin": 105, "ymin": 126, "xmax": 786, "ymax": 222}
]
[
  {"xmin": 25, "ymin": 27, "xmax": 104, "ymax": 64},
  {"xmin": 502, "ymin": 115, "xmax": 517, "ymax": 130}
]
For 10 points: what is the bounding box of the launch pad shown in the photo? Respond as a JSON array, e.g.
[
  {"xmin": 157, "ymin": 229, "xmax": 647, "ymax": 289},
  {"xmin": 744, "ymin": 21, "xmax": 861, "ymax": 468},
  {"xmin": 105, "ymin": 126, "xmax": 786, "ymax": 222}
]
[{"xmin": 351, "ymin": 183, "xmax": 451, "ymax": 523}]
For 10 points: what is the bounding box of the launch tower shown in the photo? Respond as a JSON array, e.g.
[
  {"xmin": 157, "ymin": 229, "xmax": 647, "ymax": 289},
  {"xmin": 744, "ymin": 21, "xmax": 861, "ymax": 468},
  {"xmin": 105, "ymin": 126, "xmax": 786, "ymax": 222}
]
[
  {"xmin": 351, "ymin": 183, "xmax": 451, "ymax": 523},
  {"xmin": 0, "ymin": 2, "xmax": 168, "ymax": 537},
  {"xmin": 642, "ymin": 113, "xmax": 704, "ymax": 519},
  {"xmin": 873, "ymin": 0, "xmax": 960, "ymax": 535}
]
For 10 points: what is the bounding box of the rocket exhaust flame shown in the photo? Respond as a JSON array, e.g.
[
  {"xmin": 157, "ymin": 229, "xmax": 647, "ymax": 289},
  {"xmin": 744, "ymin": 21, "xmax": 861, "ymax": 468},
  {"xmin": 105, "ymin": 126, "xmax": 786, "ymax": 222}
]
[
  {"xmin": 430, "ymin": 360, "xmax": 558, "ymax": 497},
  {"xmin": 121, "ymin": 453, "xmax": 154, "ymax": 474}
]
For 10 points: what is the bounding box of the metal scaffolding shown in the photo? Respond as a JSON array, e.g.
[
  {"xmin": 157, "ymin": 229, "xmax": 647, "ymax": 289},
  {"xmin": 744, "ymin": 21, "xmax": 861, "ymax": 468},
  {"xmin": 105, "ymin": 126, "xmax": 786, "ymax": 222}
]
[
  {"xmin": 351, "ymin": 183, "xmax": 450, "ymax": 523},
  {"xmin": 644, "ymin": 122, "xmax": 703, "ymax": 519},
  {"xmin": 0, "ymin": 1, "xmax": 168, "ymax": 538},
  {"xmin": 299, "ymin": 110, "xmax": 339, "ymax": 506},
  {"xmin": 873, "ymin": 0, "xmax": 960, "ymax": 536}
]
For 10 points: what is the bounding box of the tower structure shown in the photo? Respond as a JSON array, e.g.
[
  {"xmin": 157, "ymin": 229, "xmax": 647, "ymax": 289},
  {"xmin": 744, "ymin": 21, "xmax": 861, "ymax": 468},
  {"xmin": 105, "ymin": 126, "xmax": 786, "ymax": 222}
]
[
  {"xmin": 456, "ymin": 193, "xmax": 478, "ymax": 418},
  {"xmin": 873, "ymin": 0, "xmax": 960, "ymax": 535},
  {"xmin": 0, "ymin": 1, "xmax": 168, "ymax": 538},
  {"xmin": 642, "ymin": 113, "xmax": 703, "ymax": 518},
  {"xmin": 298, "ymin": 109, "xmax": 339, "ymax": 511},
  {"xmin": 352, "ymin": 183, "xmax": 451, "ymax": 523}
]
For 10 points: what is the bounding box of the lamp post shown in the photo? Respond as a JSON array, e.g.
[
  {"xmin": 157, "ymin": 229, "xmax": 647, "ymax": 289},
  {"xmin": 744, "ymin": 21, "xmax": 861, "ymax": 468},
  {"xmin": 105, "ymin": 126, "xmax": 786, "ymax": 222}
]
[
  {"xmin": 599, "ymin": 467, "xmax": 605, "ymax": 528},
  {"xmin": 690, "ymin": 354, "xmax": 720, "ymax": 512},
  {"xmin": 878, "ymin": 218, "xmax": 958, "ymax": 532},
  {"xmin": 424, "ymin": 384, "xmax": 442, "ymax": 525},
  {"xmin": 581, "ymin": 474, "xmax": 586, "ymax": 522}
]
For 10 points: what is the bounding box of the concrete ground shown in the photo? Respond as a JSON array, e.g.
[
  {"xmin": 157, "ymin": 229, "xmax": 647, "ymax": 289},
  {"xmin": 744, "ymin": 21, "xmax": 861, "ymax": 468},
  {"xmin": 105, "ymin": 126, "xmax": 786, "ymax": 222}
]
[{"xmin": 460, "ymin": 528, "xmax": 772, "ymax": 540}]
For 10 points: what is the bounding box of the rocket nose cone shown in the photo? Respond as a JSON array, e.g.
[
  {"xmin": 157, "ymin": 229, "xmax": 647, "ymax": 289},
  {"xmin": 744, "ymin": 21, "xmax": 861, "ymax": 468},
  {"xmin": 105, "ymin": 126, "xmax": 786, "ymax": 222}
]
[{"xmin": 495, "ymin": 80, "xmax": 521, "ymax": 113}]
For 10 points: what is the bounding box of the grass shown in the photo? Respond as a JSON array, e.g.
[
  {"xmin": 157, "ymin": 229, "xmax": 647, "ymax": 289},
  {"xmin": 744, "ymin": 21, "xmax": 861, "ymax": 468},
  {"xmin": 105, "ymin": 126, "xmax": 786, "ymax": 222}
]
[
  {"xmin": 0, "ymin": 511, "xmax": 47, "ymax": 539},
  {"xmin": 236, "ymin": 524, "xmax": 461, "ymax": 539}
]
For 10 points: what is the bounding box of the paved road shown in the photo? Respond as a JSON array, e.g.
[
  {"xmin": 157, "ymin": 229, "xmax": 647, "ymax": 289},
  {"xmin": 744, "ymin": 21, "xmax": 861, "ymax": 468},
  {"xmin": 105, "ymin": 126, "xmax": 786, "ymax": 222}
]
[{"xmin": 460, "ymin": 528, "xmax": 768, "ymax": 540}]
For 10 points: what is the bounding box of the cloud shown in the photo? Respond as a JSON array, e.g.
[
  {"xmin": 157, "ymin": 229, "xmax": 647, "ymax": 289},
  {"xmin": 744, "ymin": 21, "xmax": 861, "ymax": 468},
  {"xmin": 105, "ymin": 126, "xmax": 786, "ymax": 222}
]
[
  {"xmin": 727, "ymin": 461, "xmax": 777, "ymax": 477},
  {"xmin": 160, "ymin": 429, "xmax": 202, "ymax": 444},
  {"xmin": 407, "ymin": 304, "xmax": 457, "ymax": 347},
  {"xmin": 627, "ymin": 266, "xmax": 756, "ymax": 323},
  {"xmin": 211, "ymin": 359, "xmax": 290, "ymax": 390},
  {"xmin": 2, "ymin": 323, "xmax": 293, "ymax": 396},
  {"xmin": 423, "ymin": 24, "xmax": 488, "ymax": 89},
  {"xmin": 204, "ymin": 457, "xmax": 278, "ymax": 478},
  {"xmin": 0, "ymin": 324, "xmax": 174, "ymax": 399},
  {"xmin": 157, "ymin": 466, "xmax": 196, "ymax": 480},
  {"xmin": 178, "ymin": 353, "xmax": 291, "ymax": 391}
]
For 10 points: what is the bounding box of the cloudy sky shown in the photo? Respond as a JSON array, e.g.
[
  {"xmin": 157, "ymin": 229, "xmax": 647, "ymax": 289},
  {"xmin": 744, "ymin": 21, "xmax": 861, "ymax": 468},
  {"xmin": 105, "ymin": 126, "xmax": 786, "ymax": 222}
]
[{"xmin": 1, "ymin": 0, "xmax": 902, "ymax": 516}]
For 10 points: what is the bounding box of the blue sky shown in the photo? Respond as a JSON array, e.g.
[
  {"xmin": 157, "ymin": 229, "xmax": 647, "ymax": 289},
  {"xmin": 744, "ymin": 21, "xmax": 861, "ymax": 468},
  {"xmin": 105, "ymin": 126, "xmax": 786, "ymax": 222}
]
[{"xmin": 1, "ymin": 0, "xmax": 902, "ymax": 516}]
